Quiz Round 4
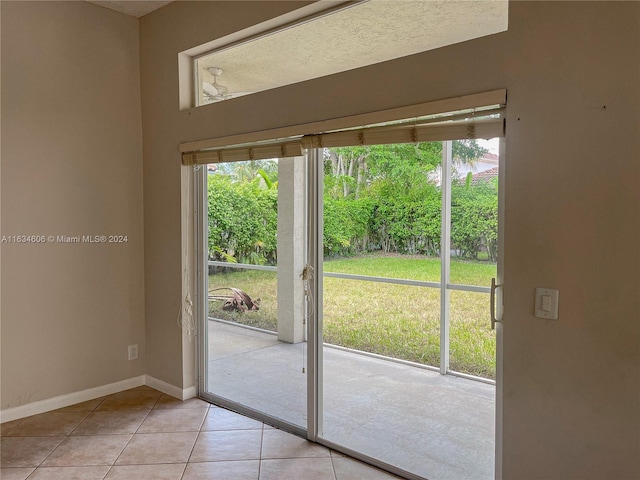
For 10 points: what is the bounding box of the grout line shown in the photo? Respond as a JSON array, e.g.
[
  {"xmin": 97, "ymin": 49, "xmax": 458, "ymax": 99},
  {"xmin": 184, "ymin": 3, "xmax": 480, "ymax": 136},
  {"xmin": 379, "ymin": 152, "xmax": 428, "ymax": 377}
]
[
  {"xmin": 183, "ymin": 411, "xmax": 205, "ymax": 471},
  {"xmin": 1, "ymin": 417, "xmax": 25, "ymax": 436},
  {"xmin": 65, "ymin": 410, "xmax": 93, "ymax": 437},
  {"xmin": 23, "ymin": 467, "xmax": 37, "ymax": 480},
  {"xmin": 150, "ymin": 391, "xmax": 163, "ymax": 410},
  {"xmin": 196, "ymin": 404, "xmax": 210, "ymax": 431},
  {"xmin": 15, "ymin": 397, "xmax": 108, "ymax": 476},
  {"xmin": 5, "ymin": 389, "xmax": 333, "ymax": 480},
  {"xmin": 94, "ymin": 395, "xmax": 108, "ymax": 410},
  {"xmin": 178, "ymin": 461, "xmax": 189, "ymax": 480},
  {"xmin": 330, "ymin": 451, "xmax": 339, "ymax": 480},
  {"xmin": 26, "ymin": 434, "xmax": 67, "ymax": 471},
  {"xmin": 133, "ymin": 409, "xmax": 154, "ymax": 434},
  {"xmin": 107, "ymin": 390, "xmax": 158, "ymax": 470},
  {"xmin": 100, "ymin": 463, "xmax": 110, "ymax": 480}
]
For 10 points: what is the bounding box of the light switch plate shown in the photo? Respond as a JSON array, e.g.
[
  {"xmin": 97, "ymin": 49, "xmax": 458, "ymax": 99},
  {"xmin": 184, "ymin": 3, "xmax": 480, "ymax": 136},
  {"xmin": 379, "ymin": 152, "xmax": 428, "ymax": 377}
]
[{"xmin": 535, "ymin": 288, "xmax": 559, "ymax": 319}]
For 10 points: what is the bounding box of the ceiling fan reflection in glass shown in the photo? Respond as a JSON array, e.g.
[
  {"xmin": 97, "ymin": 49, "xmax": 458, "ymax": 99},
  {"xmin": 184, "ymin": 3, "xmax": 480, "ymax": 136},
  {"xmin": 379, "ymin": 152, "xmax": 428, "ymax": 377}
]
[{"xmin": 202, "ymin": 67, "xmax": 251, "ymax": 104}]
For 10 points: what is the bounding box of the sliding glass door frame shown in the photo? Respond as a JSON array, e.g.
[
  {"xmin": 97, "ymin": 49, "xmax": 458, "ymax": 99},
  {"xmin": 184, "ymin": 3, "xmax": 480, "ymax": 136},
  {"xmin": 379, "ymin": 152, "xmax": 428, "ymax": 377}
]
[
  {"xmin": 440, "ymin": 140, "xmax": 452, "ymax": 375},
  {"xmin": 307, "ymin": 139, "xmax": 502, "ymax": 478},
  {"xmin": 306, "ymin": 147, "xmax": 322, "ymax": 441},
  {"xmin": 439, "ymin": 140, "xmax": 499, "ymax": 383},
  {"xmin": 194, "ymin": 138, "xmax": 504, "ymax": 480},
  {"xmin": 495, "ymin": 136, "xmax": 505, "ymax": 480},
  {"xmin": 194, "ymin": 157, "xmax": 309, "ymax": 438},
  {"xmin": 195, "ymin": 164, "xmax": 208, "ymax": 400}
]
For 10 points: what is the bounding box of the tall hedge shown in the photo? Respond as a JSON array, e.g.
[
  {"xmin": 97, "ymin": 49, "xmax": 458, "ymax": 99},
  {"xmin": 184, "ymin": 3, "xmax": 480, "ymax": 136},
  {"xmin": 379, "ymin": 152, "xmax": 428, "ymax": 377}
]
[
  {"xmin": 450, "ymin": 183, "xmax": 498, "ymax": 261},
  {"xmin": 207, "ymin": 174, "xmax": 277, "ymax": 265},
  {"xmin": 207, "ymin": 172, "xmax": 497, "ymax": 263},
  {"xmin": 323, "ymin": 197, "xmax": 374, "ymax": 256}
]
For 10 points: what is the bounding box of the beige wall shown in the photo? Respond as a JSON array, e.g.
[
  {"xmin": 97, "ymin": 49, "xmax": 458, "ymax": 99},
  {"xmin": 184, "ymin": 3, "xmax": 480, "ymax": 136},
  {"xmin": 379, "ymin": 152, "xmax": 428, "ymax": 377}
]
[
  {"xmin": 0, "ymin": 1, "xmax": 637, "ymax": 478},
  {"xmin": 140, "ymin": 2, "xmax": 639, "ymax": 479},
  {"xmin": 139, "ymin": 0, "xmax": 312, "ymax": 390},
  {"xmin": 1, "ymin": 2, "xmax": 145, "ymax": 408}
]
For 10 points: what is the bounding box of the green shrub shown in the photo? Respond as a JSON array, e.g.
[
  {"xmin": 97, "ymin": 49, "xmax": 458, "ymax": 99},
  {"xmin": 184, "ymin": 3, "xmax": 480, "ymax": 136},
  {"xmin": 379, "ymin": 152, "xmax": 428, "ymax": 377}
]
[
  {"xmin": 207, "ymin": 159, "xmax": 498, "ymax": 265},
  {"xmin": 451, "ymin": 183, "xmax": 498, "ymax": 261},
  {"xmin": 323, "ymin": 197, "xmax": 374, "ymax": 256},
  {"xmin": 207, "ymin": 174, "xmax": 277, "ymax": 265}
]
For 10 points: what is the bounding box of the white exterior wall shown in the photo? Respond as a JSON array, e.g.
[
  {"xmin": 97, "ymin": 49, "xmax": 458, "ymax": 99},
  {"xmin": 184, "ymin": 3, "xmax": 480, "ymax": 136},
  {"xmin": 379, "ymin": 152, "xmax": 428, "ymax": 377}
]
[{"xmin": 276, "ymin": 157, "xmax": 306, "ymax": 344}]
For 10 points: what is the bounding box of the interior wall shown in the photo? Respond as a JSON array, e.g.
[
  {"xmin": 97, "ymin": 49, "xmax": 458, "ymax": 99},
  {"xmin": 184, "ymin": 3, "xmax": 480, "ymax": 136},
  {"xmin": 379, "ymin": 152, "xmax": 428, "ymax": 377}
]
[
  {"xmin": 499, "ymin": 4, "xmax": 639, "ymax": 478},
  {"xmin": 1, "ymin": 1, "xmax": 145, "ymax": 409},
  {"xmin": 138, "ymin": 2, "xmax": 640, "ymax": 479},
  {"xmin": 139, "ymin": 0, "xmax": 311, "ymax": 391}
]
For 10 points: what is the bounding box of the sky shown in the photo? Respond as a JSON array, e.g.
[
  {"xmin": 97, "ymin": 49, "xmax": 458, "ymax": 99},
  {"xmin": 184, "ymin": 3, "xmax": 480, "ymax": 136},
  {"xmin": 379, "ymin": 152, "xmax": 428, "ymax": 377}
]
[{"xmin": 477, "ymin": 138, "xmax": 499, "ymax": 154}]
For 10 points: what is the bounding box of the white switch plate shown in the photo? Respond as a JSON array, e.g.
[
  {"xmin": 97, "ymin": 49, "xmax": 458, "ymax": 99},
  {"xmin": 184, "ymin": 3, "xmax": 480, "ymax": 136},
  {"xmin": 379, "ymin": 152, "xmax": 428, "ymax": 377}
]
[{"xmin": 535, "ymin": 288, "xmax": 559, "ymax": 320}]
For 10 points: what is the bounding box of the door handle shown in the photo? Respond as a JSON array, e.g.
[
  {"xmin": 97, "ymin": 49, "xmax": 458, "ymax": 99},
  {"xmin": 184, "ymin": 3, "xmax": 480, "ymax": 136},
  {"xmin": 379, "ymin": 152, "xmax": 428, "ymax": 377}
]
[{"xmin": 490, "ymin": 277, "xmax": 502, "ymax": 330}]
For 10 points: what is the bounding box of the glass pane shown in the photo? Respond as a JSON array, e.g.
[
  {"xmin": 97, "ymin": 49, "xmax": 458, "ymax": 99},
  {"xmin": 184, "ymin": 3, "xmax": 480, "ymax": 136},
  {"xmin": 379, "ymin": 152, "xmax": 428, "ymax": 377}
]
[
  {"xmin": 323, "ymin": 278, "xmax": 441, "ymax": 367},
  {"xmin": 206, "ymin": 160, "xmax": 278, "ymax": 266},
  {"xmin": 322, "ymin": 279, "xmax": 494, "ymax": 479},
  {"xmin": 205, "ymin": 159, "xmax": 306, "ymax": 429},
  {"xmin": 319, "ymin": 140, "xmax": 497, "ymax": 479},
  {"xmin": 321, "ymin": 277, "xmax": 442, "ymax": 477},
  {"xmin": 322, "ymin": 143, "xmax": 442, "ymax": 282},
  {"xmin": 324, "ymin": 255, "xmax": 441, "ymax": 282},
  {"xmin": 449, "ymin": 290, "xmax": 496, "ymax": 379},
  {"xmin": 193, "ymin": 4, "xmax": 508, "ymax": 107},
  {"xmin": 449, "ymin": 139, "xmax": 499, "ymax": 287},
  {"xmin": 208, "ymin": 269, "xmax": 276, "ymax": 332}
]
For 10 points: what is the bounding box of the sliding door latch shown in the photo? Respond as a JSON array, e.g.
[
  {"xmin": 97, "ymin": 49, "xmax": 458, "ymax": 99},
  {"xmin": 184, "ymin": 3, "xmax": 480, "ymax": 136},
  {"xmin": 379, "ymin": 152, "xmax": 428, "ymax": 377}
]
[{"xmin": 490, "ymin": 278, "xmax": 503, "ymax": 330}]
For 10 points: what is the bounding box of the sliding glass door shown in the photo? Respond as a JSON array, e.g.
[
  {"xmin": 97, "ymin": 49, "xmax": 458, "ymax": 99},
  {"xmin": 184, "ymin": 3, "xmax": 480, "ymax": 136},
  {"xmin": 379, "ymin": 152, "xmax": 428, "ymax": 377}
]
[
  {"xmin": 315, "ymin": 140, "xmax": 499, "ymax": 479},
  {"xmin": 195, "ymin": 102, "xmax": 505, "ymax": 480},
  {"xmin": 200, "ymin": 156, "xmax": 308, "ymax": 432}
]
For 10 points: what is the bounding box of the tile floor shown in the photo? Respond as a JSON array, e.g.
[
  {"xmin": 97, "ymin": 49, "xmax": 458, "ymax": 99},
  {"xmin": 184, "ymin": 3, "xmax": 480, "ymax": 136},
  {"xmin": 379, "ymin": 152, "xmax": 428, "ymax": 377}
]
[{"xmin": 1, "ymin": 386, "xmax": 401, "ymax": 480}]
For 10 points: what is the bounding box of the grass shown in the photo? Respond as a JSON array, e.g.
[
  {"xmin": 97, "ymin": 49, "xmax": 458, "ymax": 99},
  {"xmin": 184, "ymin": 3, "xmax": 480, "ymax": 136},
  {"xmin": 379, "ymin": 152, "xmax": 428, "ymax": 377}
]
[
  {"xmin": 208, "ymin": 270, "xmax": 278, "ymax": 331},
  {"xmin": 324, "ymin": 252, "xmax": 496, "ymax": 286},
  {"xmin": 208, "ymin": 254, "xmax": 496, "ymax": 379},
  {"xmin": 322, "ymin": 279, "xmax": 442, "ymax": 367}
]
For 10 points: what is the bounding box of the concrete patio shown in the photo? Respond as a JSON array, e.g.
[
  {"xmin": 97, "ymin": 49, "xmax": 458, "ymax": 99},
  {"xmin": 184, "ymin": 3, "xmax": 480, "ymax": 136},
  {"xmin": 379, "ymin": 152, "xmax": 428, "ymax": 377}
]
[{"xmin": 207, "ymin": 320, "xmax": 495, "ymax": 480}]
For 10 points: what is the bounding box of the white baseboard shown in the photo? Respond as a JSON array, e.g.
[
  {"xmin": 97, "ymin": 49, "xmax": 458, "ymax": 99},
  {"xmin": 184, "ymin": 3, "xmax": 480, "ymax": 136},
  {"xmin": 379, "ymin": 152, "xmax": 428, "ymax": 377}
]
[
  {"xmin": 0, "ymin": 375, "xmax": 198, "ymax": 423},
  {"xmin": 144, "ymin": 375, "xmax": 196, "ymax": 401},
  {"xmin": 0, "ymin": 375, "xmax": 145, "ymax": 423}
]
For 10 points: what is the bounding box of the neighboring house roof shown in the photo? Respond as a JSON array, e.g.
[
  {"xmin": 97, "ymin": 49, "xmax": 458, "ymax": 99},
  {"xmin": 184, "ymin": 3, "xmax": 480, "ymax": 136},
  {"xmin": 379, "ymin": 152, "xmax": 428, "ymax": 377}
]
[{"xmin": 472, "ymin": 166, "xmax": 499, "ymax": 184}]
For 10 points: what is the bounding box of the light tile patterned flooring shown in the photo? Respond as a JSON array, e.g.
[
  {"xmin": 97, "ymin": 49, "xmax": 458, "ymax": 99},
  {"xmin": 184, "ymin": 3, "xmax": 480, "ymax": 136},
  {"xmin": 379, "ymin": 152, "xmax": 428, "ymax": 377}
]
[{"xmin": 1, "ymin": 386, "xmax": 401, "ymax": 480}]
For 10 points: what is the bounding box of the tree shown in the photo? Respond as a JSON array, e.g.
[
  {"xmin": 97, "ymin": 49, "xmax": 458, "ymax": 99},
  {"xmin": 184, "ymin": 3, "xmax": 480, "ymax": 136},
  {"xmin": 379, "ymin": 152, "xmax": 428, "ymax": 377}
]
[
  {"xmin": 325, "ymin": 143, "xmax": 442, "ymax": 199},
  {"xmin": 321, "ymin": 140, "xmax": 492, "ymax": 259},
  {"xmin": 223, "ymin": 159, "xmax": 278, "ymax": 188},
  {"xmin": 452, "ymin": 139, "xmax": 488, "ymax": 163}
]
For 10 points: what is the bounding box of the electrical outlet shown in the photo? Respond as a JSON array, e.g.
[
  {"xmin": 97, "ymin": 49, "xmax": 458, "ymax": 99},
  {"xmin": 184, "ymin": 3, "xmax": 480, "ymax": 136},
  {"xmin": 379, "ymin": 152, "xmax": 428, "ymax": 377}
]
[{"xmin": 128, "ymin": 344, "xmax": 138, "ymax": 361}]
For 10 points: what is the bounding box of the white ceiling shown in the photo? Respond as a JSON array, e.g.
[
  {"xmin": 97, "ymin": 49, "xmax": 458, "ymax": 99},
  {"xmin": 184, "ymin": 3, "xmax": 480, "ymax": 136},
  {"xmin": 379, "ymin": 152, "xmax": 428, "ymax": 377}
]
[
  {"xmin": 197, "ymin": 0, "xmax": 508, "ymax": 103},
  {"xmin": 86, "ymin": 1, "xmax": 172, "ymax": 18}
]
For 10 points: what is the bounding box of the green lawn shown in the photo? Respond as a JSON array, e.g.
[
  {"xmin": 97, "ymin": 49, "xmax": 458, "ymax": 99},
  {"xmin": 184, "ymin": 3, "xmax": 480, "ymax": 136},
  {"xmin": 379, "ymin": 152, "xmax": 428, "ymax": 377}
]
[
  {"xmin": 324, "ymin": 253, "xmax": 496, "ymax": 285},
  {"xmin": 208, "ymin": 254, "xmax": 496, "ymax": 379}
]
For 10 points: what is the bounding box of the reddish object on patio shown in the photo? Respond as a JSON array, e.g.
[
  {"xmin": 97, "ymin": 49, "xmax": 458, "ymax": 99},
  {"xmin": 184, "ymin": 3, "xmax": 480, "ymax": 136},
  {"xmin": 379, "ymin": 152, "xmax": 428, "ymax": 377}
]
[{"xmin": 209, "ymin": 287, "xmax": 260, "ymax": 312}]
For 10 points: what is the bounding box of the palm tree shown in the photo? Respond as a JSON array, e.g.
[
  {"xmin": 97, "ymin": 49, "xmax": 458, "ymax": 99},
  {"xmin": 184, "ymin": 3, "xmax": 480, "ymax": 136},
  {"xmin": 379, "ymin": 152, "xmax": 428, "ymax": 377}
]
[{"xmin": 231, "ymin": 160, "xmax": 278, "ymax": 188}]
